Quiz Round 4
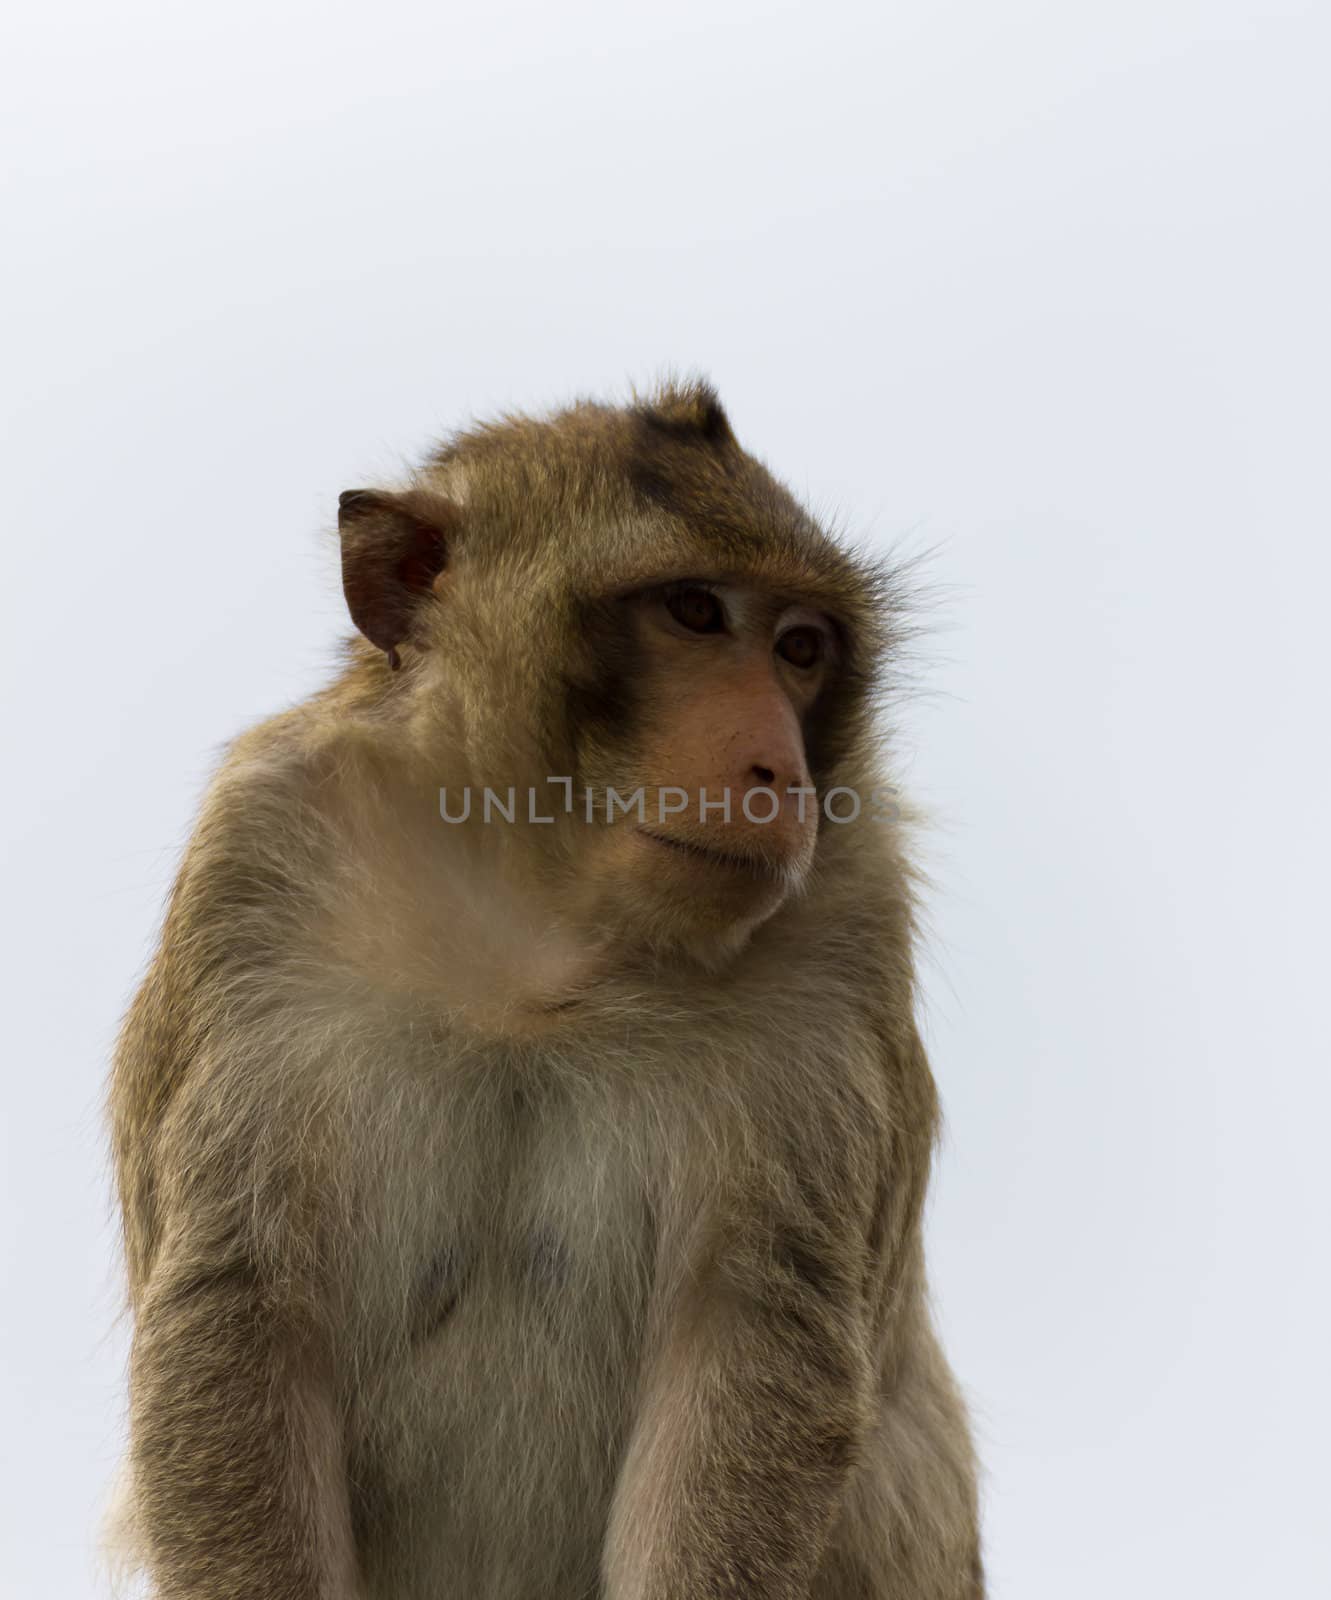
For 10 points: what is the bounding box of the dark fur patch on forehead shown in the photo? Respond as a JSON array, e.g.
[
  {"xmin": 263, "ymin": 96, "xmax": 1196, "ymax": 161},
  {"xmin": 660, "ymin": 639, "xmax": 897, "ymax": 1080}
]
[
  {"xmin": 627, "ymin": 419, "xmax": 837, "ymax": 575},
  {"xmin": 635, "ymin": 380, "xmax": 736, "ymax": 448},
  {"xmin": 630, "ymin": 386, "xmax": 736, "ymax": 518}
]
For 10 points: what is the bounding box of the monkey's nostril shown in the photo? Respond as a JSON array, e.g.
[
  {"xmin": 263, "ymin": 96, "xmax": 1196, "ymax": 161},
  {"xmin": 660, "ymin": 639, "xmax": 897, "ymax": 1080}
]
[{"xmin": 751, "ymin": 765, "xmax": 776, "ymax": 786}]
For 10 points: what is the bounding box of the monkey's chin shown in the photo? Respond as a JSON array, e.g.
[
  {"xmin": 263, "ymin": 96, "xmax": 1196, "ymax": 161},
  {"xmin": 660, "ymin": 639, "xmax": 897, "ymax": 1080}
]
[
  {"xmin": 568, "ymin": 824, "xmax": 806, "ymax": 974},
  {"xmin": 635, "ymin": 827, "xmax": 786, "ymax": 877},
  {"xmin": 621, "ymin": 828, "xmax": 805, "ymax": 969}
]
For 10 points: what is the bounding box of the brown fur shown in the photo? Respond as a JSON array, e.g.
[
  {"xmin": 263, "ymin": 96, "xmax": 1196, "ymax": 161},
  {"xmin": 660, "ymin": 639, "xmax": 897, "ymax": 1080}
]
[{"xmin": 109, "ymin": 379, "xmax": 983, "ymax": 1598}]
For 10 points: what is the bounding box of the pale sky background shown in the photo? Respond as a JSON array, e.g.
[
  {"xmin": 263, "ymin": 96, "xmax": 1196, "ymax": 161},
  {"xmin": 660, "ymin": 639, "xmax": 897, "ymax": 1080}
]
[{"xmin": 2, "ymin": 3, "xmax": 1328, "ymax": 1596}]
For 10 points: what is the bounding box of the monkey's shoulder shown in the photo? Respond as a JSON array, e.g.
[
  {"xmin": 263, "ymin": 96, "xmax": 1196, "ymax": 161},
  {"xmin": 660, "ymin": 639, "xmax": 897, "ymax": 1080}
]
[
  {"xmin": 163, "ymin": 703, "xmax": 399, "ymax": 939},
  {"xmin": 114, "ymin": 707, "xmax": 383, "ymax": 1110}
]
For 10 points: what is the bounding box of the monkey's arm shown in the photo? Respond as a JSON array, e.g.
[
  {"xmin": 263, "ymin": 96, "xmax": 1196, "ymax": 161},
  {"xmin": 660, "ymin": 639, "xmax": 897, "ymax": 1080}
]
[
  {"xmin": 111, "ymin": 750, "xmax": 363, "ymax": 1597},
  {"xmin": 120, "ymin": 1051, "xmax": 359, "ymax": 1600},
  {"xmin": 603, "ymin": 1172, "xmax": 877, "ymax": 1600},
  {"xmin": 130, "ymin": 1248, "xmax": 357, "ymax": 1599}
]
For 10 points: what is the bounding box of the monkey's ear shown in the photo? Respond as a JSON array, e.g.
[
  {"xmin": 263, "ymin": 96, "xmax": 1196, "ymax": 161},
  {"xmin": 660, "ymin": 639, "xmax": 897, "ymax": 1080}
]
[{"xmin": 338, "ymin": 487, "xmax": 457, "ymax": 669}]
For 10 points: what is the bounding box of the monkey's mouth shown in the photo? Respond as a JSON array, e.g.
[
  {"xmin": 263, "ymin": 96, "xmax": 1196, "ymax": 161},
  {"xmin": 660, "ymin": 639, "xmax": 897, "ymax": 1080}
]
[{"xmin": 638, "ymin": 828, "xmax": 788, "ymax": 882}]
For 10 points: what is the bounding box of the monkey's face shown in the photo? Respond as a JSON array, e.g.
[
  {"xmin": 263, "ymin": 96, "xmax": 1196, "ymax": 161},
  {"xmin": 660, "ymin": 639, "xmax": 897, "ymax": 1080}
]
[
  {"xmin": 336, "ymin": 383, "xmax": 889, "ymax": 987},
  {"xmin": 568, "ymin": 578, "xmax": 836, "ymax": 965}
]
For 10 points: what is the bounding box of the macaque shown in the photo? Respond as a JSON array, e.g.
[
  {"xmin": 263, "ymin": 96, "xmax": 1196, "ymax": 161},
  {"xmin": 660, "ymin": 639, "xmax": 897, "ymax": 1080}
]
[{"xmin": 109, "ymin": 381, "xmax": 983, "ymax": 1599}]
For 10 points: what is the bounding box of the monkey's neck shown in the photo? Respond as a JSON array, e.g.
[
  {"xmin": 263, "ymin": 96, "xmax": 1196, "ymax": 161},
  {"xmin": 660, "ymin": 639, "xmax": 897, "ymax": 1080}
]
[{"xmin": 311, "ymin": 749, "xmax": 610, "ymax": 1035}]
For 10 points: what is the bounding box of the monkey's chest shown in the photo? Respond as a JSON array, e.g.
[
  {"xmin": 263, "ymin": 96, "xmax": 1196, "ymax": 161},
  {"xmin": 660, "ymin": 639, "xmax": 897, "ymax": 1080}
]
[{"xmin": 348, "ymin": 1091, "xmax": 654, "ymax": 1596}]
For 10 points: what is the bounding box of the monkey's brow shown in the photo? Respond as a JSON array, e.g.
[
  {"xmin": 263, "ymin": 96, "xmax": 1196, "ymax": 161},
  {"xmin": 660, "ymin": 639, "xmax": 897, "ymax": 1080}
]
[{"xmin": 613, "ymin": 572, "xmax": 847, "ymax": 619}]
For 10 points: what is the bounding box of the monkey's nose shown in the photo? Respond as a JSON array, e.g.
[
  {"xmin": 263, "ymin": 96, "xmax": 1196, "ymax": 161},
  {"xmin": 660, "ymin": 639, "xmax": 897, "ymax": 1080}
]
[
  {"xmin": 742, "ymin": 750, "xmax": 808, "ymax": 797},
  {"xmin": 736, "ymin": 754, "xmax": 813, "ymax": 839}
]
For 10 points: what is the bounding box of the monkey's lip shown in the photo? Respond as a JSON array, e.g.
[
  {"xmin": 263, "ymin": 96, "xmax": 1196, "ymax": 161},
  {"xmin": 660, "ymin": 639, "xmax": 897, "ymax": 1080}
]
[{"xmin": 638, "ymin": 828, "xmax": 786, "ymax": 881}]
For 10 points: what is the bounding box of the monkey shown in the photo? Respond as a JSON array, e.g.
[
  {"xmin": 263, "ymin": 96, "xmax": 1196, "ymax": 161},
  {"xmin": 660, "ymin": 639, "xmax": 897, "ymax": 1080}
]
[{"xmin": 108, "ymin": 379, "xmax": 983, "ymax": 1600}]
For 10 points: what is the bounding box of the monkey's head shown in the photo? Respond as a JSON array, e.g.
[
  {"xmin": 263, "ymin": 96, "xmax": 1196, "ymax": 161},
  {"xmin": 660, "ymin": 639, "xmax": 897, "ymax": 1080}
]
[{"xmin": 337, "ymin": 381, "xmax": 894, "ymax": 973}]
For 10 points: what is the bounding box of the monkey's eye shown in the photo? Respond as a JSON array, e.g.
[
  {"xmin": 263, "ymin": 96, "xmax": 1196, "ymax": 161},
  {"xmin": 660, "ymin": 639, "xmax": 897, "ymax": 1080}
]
[
  {"xmin": 775, "ymin": 625, "xmax": 825, "ymax": 670},
  {"xmin": 665, "ymin": 586, "xmax": 726, "ymax": 634}
]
